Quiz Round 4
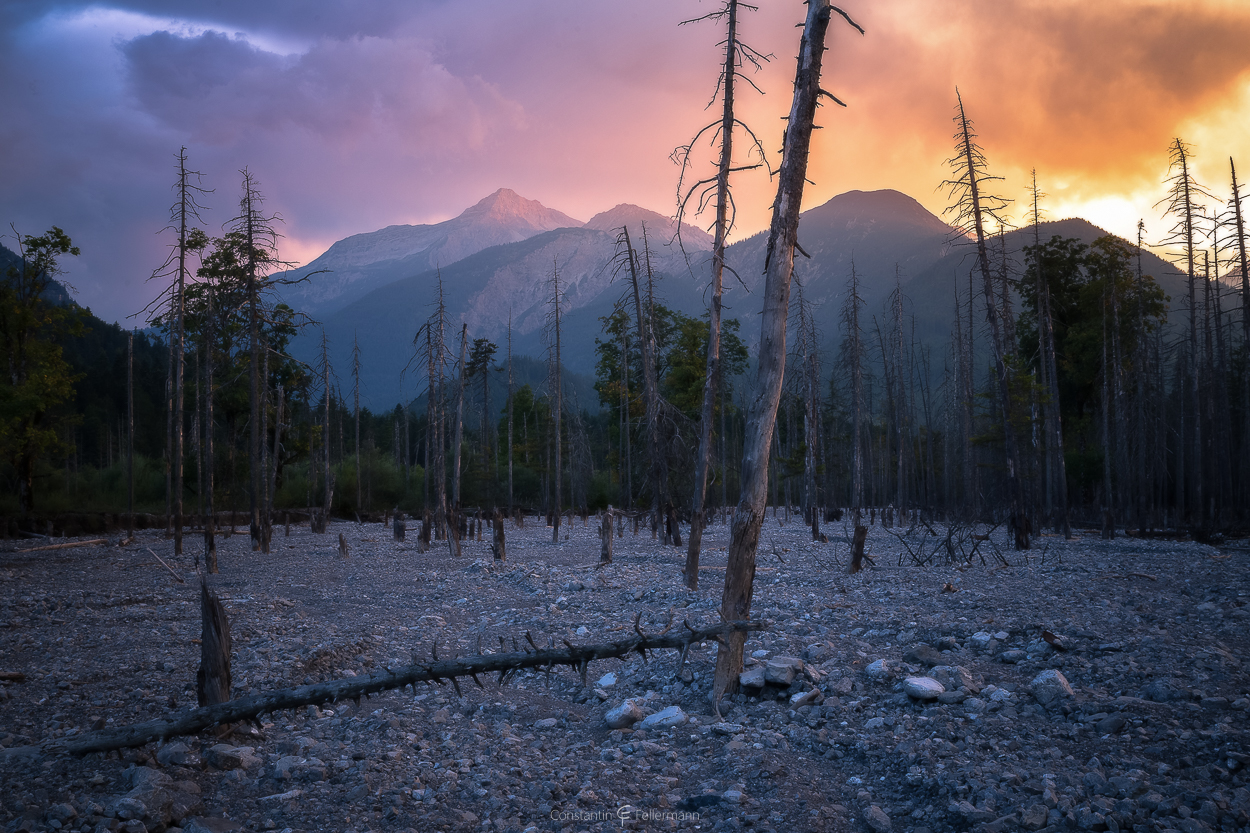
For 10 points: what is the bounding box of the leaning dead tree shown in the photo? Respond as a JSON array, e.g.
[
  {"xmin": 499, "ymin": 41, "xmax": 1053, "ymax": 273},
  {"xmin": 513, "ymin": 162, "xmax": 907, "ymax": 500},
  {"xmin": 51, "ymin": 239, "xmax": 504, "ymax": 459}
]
[
  {"xmin": 547, "ymin": 264, "xmax": 564, "ymax": 544},
  {"xmin": 49, "ymin": 619, "xmax": 766, "ymax": 756},
  {"xmin": 713, "ymin": 0, "xmax": 861, "ymax": 707}
]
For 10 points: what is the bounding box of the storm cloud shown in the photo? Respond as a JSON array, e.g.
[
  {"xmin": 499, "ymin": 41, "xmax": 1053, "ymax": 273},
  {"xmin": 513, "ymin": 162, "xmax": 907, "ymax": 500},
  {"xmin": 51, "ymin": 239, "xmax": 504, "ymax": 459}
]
[{"xmin": 2, "ymin": 0, "xmax": 1248, "ymax": 324}]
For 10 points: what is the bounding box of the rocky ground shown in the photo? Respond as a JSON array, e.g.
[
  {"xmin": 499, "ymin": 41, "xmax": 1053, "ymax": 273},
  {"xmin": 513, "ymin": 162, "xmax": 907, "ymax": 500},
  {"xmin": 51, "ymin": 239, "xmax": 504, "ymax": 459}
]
[{"xmin": 0, "ymin": 513, "xmax": 1248, "ymax": 833}]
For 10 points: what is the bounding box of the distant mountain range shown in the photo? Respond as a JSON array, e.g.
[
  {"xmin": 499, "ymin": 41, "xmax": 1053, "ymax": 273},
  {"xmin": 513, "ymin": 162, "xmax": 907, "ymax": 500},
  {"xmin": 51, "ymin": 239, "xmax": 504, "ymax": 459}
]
[{"xmin": 283, "ymin": 188, "xmax": 1192, "ymax": 410}]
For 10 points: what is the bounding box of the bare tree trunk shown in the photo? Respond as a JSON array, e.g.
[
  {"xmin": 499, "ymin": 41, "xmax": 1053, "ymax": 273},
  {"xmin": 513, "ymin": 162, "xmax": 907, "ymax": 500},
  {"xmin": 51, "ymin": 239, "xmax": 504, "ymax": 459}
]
[
  {"xmin": 952, "ymin": 93, "xmax": 1029, "ymax": 549},
  {"xmin": 453, "ymin": 324, "xmax": 466, "ymax": 513},
  {"xmin": 320, "ymin": 332, "xmax": 334, "ymax": 534},
  {"xmin": 204, "ymin": 288, "xmax": 217, "ymax": 572},
  {"xmin": 600, "ymin": 505, "xmax": 614, "ymax": 565},
  {"xmin": 196, "ymin": 579, "xmax": 232, "ymax": 707},
  {"xmin": 550, "ymin": 267, "xmax": 564, "ymax": 544},
  {"xmin": 686, "ymin": 0, "xmax": 740, "ymax": 590},
  {"xmin": 713, "ymin": 0, "xmax": 853, "ymax": 706},
  {"xmin": 623, "ymin": 226, "xmax": 665, "ymax": 535},
  {"xmin": 353, "ymin": 332, "xmax": 362, "ymax": 514},
  {"xmin": 127, "ymin": 331, "xmax": 134, "ymax": 540},
  {"xmin": 507, "ymin": 311, "xmax": 514, "ymax": 513}
]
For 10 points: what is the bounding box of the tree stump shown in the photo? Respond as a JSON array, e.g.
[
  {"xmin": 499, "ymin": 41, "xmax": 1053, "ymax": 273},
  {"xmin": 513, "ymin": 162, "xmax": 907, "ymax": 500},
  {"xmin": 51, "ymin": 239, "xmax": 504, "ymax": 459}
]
[
  {"xmin": 491, "ymin": 508, "xmax": 506, "ymax": 561},
  {"xmin": 419, "ymin": 511, "xmax": 431, "ymax": 551},
  {"xmin": 196, "ymin": 579, "xmax": 232, "ymax": 707},
  {"xmin": 393, "ymin": 510, "xmax": 406, "ymax": 543},
  {"xmin": 599, "ymin": 506, "xmax": 614, "ymax": 565},
  {"xmin": 849, "ymin": 525, "xmax": 869, "ymax": 574},
  {"xmin": 338, "ymin": 533, "xmax": 349, "ymax": 559}
]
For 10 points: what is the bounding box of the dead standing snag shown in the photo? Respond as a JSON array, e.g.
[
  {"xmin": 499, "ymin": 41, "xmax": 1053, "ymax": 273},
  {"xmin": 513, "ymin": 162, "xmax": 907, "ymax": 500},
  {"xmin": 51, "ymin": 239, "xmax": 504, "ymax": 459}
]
[{"xmin": 711, "ymin": 0, "xmax": 861, "ymax": 708}]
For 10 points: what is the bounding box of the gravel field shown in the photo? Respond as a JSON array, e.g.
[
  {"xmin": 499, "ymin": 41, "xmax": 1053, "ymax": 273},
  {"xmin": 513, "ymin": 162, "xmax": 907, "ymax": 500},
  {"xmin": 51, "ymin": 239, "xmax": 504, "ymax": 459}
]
[{"xmin": 1, "ymin": 514, "xmax": 1248, "ymax": 833}]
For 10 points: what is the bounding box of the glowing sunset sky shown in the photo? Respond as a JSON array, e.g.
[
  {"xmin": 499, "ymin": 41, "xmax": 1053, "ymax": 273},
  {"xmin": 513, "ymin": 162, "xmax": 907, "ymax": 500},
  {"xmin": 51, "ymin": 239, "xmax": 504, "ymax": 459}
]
[{"xmin": 3, "ymin": 0, "xmax": 1250, "ymax": 324}]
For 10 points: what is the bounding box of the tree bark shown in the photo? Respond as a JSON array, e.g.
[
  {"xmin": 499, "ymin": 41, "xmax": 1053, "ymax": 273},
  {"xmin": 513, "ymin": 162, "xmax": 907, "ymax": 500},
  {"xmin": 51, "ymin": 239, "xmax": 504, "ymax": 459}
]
[
  {"xmin": 713, "ymin": 0, "xmax": 844, "ymax": 706},
  {"xmin": 196, "ymin": 579, "xmax": 232, "ymax": 707}
]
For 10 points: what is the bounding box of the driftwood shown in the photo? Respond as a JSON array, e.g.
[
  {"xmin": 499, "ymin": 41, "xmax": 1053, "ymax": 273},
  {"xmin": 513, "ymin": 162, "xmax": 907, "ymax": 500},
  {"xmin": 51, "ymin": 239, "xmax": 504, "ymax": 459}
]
[
  {"xmin": 9, "ymin": 538, "xmax": 108, "ymax": 553},
  {"xmin": 0, "ymin": 671, "xmax": 26, "ymax": 682},
  {"xmin": 145, "ymin": 547, "xmax": 186, "ymax": 584},
  {"xmin": 49, "ymin": 618, "xmax": 766, "ymax": 756}
]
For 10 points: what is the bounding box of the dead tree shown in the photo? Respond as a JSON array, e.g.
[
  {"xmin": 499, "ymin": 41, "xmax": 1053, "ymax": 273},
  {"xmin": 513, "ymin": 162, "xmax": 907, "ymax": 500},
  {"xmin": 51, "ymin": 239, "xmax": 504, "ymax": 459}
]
[
  {"xmin": 840, "ymin": 262, "xmax": 867, "ymax": 521},
  {"xmin": 393, "ymin": 510, "xmax": 405, "ymax": 542},
  {"xmin": 676, "ymin": 0, "xmax": 770, "ymax": 589},
  {"xmin": 618, "ymin": 226, "xmax": 667, "ymax": 537},
  {"xmin": 52, "ymin": 619, "xmax": 766, "ymax": 756},
  {"xmin": 942, "ymin": 92, "xmax": 1029, "ymax": 549},
  {"xmin": 1157, "ymin": 138, "xmax": 1212, "ymax": 523},
  {"xmin": 1027, "ymin": 172, "xmax": 1071, "ymax": 537},
  {"xmin": 196, "ymin": 579, "xmax": 232, "ymax": 707},
  {"xmin": 149, "ymin": 148, "xmax": 210, "ymax": 556},
  {"xmin": 548, "ymin": 263, "xmax": 565, "ymax": 544},
  {"xmin": 713, "ymin": 0, "xmax": 860, "ymax": 707},
  {"xmin": 452, "ymin": 323, "xmax": 467, "ymax": 518}
]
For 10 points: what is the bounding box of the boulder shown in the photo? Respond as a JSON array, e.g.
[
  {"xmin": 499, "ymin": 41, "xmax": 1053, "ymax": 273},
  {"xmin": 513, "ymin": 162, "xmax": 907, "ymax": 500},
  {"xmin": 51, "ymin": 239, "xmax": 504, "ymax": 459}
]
[{"xmin": 1030, "ymin": 669, "xmax": 1075, "ymax": 707}]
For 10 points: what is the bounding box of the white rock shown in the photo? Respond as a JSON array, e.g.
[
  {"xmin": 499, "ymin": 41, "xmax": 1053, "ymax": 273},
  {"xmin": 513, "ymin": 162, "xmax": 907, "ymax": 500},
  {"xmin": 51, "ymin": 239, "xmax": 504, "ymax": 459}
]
[
  {"xmin": 597, "ymin": 671, "xmax": 617, "ymax": 687},
  {"xmin": 902, "ymin": 676, "xmax": 945, "ymax": 700},
  {"xmin": 605, "ymin": 700, "xmax": 644, "ymax": 729},
  {"xmin": 640, "ymin": 706, "xmax": 687, "ymax": 730}
]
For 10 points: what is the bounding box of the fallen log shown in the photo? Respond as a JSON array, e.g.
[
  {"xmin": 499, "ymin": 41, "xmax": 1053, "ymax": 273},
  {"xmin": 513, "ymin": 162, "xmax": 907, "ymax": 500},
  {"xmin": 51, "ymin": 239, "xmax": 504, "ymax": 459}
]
[
  {"xmin": 48, "ymin": 618, "xmax": 767, "ymax": 756},
  {"xmin": 9, "ymin": 538, "xmax": 108, "ymax": 553}
]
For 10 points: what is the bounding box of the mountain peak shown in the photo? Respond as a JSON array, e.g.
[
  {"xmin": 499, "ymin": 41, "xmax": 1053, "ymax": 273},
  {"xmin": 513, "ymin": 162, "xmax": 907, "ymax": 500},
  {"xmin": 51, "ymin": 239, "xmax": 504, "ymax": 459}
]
[
  {"xmin": 585, "ymin": 204, "xmax": 713, "ymax": 250},
  {"xmin": 459, "ymin": 188, "xmax": 583, "ymax": 229}
]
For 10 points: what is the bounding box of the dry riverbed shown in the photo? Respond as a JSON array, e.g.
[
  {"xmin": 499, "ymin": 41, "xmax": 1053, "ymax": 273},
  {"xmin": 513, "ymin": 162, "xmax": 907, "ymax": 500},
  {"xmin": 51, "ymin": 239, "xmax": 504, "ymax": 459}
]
[{"xmin": 1, "ymin": 515, "xmax": 1248, "ymax": 833}]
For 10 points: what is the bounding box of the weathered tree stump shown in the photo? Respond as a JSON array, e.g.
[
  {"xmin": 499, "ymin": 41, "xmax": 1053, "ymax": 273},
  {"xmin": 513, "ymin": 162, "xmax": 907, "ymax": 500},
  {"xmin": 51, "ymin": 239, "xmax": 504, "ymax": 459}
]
[
  {"xmin": 599, "ymin": 506, "xmax": 614, "ymax": 565},
  {"xmin": 850, "ymin": 525, "xmax": 869, "ymax": 574},
  {"xmin": 491, "ymin": 508, "xmax": 506, "ymax": 561},
  {"xmin": 338, "ymin": 533, "xmax": 349, "ymax": 559},
  {"xmin": 393, "ymin": 510, "xmax": 406, "ymax": 542},
  {"xmin": 196, "ymin": 580, "xmax": 232, "ymax": 707},
  {"xmin": 419, "ymin": 511, "xmax": 431, "ymax": 551}
]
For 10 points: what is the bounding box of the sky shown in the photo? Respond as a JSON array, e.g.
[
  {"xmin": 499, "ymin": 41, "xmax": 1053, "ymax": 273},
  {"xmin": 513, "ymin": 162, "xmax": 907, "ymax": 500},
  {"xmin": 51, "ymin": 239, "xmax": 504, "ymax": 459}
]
[{"xmin": 4, "ymin": 0, "xmax": 1250, "ymax": 325}]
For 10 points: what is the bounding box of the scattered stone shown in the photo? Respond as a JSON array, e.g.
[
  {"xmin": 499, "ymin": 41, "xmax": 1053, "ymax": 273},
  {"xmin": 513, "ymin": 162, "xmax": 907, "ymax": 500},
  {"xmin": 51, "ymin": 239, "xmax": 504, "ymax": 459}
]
[
  {"xmin": 764, "ymin": 657, "xmax": 803, "ymax": 686},
  {"xmin": 865, "ymin": 659, "xmax": 893, "ymax": 681},
  {"xmin": 605, "ymin": 700, "xmax": 644, "ymax": 729},
  {"xmin": 739, "ymin": 665, "xmax": 767, "ymax": 689},
  {"xmin": 640, "ymin": 705, "xmax": 687, "ymax": 730},
  {"xmin": 1030, "ymin": 669, "xmax": 1075, "ymax": 707},
  {"xmin": 902, "ymin": 677, "xmax": 944, "ymax": 700},
  {"xmin": 902, "ymin": 644, "xmax": 945, "ymax": 667},
  {"xmin": 865, "ymin": 804, "xmax": 892, "ymax": 832}
]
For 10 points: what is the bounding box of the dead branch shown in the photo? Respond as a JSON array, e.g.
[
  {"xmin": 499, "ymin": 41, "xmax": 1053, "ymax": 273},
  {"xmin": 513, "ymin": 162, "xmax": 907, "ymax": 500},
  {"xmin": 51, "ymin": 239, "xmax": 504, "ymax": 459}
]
[
  {"xmin": 8, "ymin": 538, "xmax": 108, "ymax": 553},
  {"xmin": 146, "ymin": 547, "xmax": 186, "ymax": 584},
  {"xmin": 48, "ymin": 619, "xmax": 767, "ymax": 756}
]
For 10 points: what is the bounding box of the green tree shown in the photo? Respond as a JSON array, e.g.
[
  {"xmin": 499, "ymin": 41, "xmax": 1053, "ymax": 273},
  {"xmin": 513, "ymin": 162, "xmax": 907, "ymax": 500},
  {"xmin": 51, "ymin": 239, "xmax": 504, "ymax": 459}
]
[{"xmin": 0, "ymin": 227, "xmax": 82, "ymax": 516}]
